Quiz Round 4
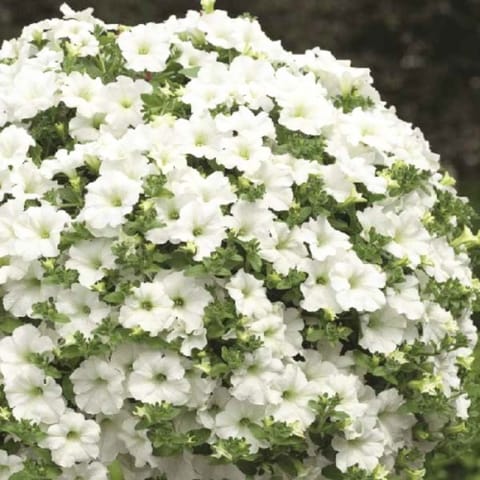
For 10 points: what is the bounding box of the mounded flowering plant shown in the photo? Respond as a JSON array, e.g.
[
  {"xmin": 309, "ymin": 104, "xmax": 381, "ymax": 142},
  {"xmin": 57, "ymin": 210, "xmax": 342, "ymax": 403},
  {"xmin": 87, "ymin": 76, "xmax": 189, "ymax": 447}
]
[{"xmin": 0, "ymin": 1, "xmax": 478, "ymax": 479}]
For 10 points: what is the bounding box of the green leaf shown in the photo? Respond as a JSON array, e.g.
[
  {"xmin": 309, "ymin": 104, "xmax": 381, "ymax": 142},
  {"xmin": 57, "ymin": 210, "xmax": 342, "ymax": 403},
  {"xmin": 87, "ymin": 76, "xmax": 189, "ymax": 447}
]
[
  {"xmin": 103, "ymin": 291, "xmax": 126, "ymax": 305},
  {"xmin": 179, "ymin": 66, "xmax": 201, "ymax": 78},
  {"xmin": 108, "ymin": 460, "xmax": 125, "ymax": 480},
  {"xmin": 333, "ymin": 87, "xmax": 374, "ymax": 113}
]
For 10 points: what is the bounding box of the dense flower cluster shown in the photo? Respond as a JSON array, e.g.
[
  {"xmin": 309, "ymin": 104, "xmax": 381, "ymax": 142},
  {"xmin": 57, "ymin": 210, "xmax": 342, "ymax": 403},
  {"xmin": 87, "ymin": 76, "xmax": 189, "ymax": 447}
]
[{"xmin": 0, "ymin": 2, "xmax": 478, "ymax": 479}]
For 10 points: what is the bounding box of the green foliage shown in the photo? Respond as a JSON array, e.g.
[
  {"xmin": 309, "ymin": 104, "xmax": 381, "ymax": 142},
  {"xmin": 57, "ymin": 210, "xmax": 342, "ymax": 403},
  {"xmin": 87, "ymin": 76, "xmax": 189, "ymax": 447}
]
[
  {"xmin": 274, "ymin": 125, "xmax": 328, "ymax": 161},
  {"xmin": 333, "ymin": 88, "xmax": 374, "ymax": 113},
  {"xmin": 425, "ymin": 278, "xmax": 474, "ymax": 318},
  {"xmin": 27, "ymin": 104, "xmax": 74, "ymax": 163},
  {"xmin": 382, "ymin": 161, "xmax": 430, "ymax": 197},
  {"xmin": 426, "ymin": 189, "xmax": 477, "ymax": 238},
  {"xmin": 424, "ymin": 342, "xmax": 480, "ymax": 480},
  {"xmin": 293, "ymin": 174, "xmax": 335, "ymax": 218},
  {"xmin": 133, "ymin": 402, "xmax": 210, "ymax": 456}
]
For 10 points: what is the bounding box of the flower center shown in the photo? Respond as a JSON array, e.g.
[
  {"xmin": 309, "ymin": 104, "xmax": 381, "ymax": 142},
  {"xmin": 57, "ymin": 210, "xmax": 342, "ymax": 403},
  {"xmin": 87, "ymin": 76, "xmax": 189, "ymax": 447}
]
[
  {"xmin": 194, "ymin": 133, "xmax": 207, "ymax": 147},
  {"xmin": 120, "ymin": 98, "xmax": 133, "ymax": 109},
  {"xmin": 30, "ymin": 386, "xmax": 44, "ymax": 397},
  {"xmin": 168, "ymin": 209, "xmax": 179, "ymax": 220},
  {"xmin": 66, "ymin": 430, "xmax": 80, "ymax": 440},
  {"xmin": 95, "ymin": 377, "xmax": 108, "ymax": 385},
  {"xmin": 0, "ymin": 257, "xmax": 10, "ymax": 268},
  {"xmin": 348, "ymin": 274, "xmax": 361, "ymax": 289},
  {"xmin": 282, "ymin": 389, "xmax": 296, "ymax": 400},
  {"xmin": 39, "ymin": 228, "xmax": 50, "ymax": 239},
  {"xmin": 137, "ymin": 43, "xmax": 150, "ymax": 55},
  {"xmin": 173, "ymin": 296, "xmax": 185, "ymax": 307},
  {"xmin": 110, "ymin": 196, "xmax": 123, "ymax": 207},
  {"xmin": 141, "ymin": 299, "xmax": 153, "ymax": 311},
  {"xmin": 192, "ymin": 226, "xmax": 203, "ymax": 237},
  {"xmin": 239, "ymin": 417, "xmax": 250, "ymax": 427}
]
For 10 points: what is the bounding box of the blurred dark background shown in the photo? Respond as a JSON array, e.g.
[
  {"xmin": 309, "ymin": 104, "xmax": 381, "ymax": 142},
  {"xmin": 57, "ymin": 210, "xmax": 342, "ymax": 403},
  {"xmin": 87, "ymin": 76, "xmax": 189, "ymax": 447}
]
[{"xmin": 1, "ymin": 0, "xmax": 479, "ymax": 187}]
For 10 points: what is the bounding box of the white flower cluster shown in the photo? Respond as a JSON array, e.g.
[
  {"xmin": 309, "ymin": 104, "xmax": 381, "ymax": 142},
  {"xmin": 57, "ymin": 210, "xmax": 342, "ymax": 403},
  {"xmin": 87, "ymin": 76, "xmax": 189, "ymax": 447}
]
[{"xmin": 0, "ymin": 3, "xmax": 477, "ymax": 480}]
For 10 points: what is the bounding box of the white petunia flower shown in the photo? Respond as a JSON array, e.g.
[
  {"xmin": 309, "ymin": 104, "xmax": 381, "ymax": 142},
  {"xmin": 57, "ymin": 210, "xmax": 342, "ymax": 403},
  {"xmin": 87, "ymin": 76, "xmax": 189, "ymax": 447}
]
[
  {"xmin": 248, "ymin": 308, "xmax": 290, "ymax": 357},
  {"xmin": 301, "ymin": 216, "xmax": 351, "ymax": 261},
  {"xmin": 102, "ymin": 76, "xmax": 152, "ymax": 132},
  {"xmin": 372, "ymin": 389, "xmax": 415, "ymax": 454},
  {"xmin": 56, "ymin": 284, "xmax": 111, "ymax": 340},
  {"xmin": 0, "ymin": 200, "xmax": 27, "ymax": 257},
  {"xmin": 274, "ymin": 68, "xmax": 337, "ymax": 135},
  {"xmin": 421, "ymin": 302, "xmax": 458, "ymax": 345},
  {"xmin": 193, "ymin": 455, "xmax": 245, "ymax": 480},
  {"xmin": 267, "ymin": 364, "xmax": 318, "ymax": 430},
  {"xmin": 0, "ymin": 323, "xmax": 54, "ymax": 375},
  {"xmin": 127, "ymin": 351, "xmax": 191, "ymax": 405},
  {"xmin": 96, "ymin": 411, "xmax": 129, "ymax": 463},
  {"xmin": 358, "ymin": 206, "xmax": 430, "ymax": 267},
  {"xmin": 174, "ymin": 39, "xmax": 218, "ymax": 70},
  {"xmin": 226, "ymin": 199, "xmax": 274, "ymax": 241},
  {"xmin": 182, "ymin": 61, "xmax": 232, "ymax": 113},
  {"xmin": 65, "ymin": 238, "xmax": 116, "ymax": 287},
  {"xmin": 0, "ymin": 255, "xmax": 28, "ymax": 285},
  {"xmin": 118, "ymin": 23, "xmax": 171, "ymax": 72},
  {"xmin": 217, "ymin": 135, "xmax": 271, "ymax": 173},
  {"xmin": 80, "ymin": 172, "xmax": 142, "ymax": 230},
  {"xmin": 225, "ymin": 269, "xmax": 271, "ymax": 318},
  {"xmin": 247, "ymin": 161, "xmax": 294, "ymax": 211},
  {"xmin": 3, "ymin": 365, "xmax": 65, "ymax": 424},
  {"xmin": 454, "ymin": 394, "xmax": 471, "ymax": 420},
  {"xmin": 13, "ymin": 205, "xmax": 70, "ymax": 260},
  {"xmin": 171, "ymin": 202, "xmax": 228, "ymax": 260},
  {"xmin": 171, "ymin": 169, "xmax": 236, "ymax": 207},
  {"xmin": 58, "ymin": 461, "xmax": 108, "ymax": 480},
  {"xmin": 215, "ymin": 106, "xmax": 275, "ymax": 140},
  {"xmin": 0, "ymin": 125, "xmax": 35, "ymax": 169},
  {"xmin": 40, "ymin": 410, "xmax": 101, "ymax": 468},
  {"xmin": 97, "ymin": 130, "xmax": 152, "ymax": 181},
  {"xmin": 60, "ymin": 71, "xmax": 104, "ymax": 117},
  {"xmin": 332, "ymin": 417, "xmax": 385, "ymax": 472},
  {"xmin": 319, "ymin": 162, "xmax": 357, "ymax": 203},
  {"xmin": 258, "ymin": 221, "xmax": 308, "ymax": 275},
  {"xmin": 70, "ymin": 357, "xmax": 126, "ymax": 415},
  {"xmin": 360, "ymin": 306, "xmax": 408, "ymax": 354},
  {"xmin": 228, "ymin": 55, "xmax": 275, "ymax": 110},
  {"xmin": 119, "ymin": 281, "xmax": 174, "ymax": 335},
  {"xmin": 230, "ymin": 348, "xmax": 283, "ymax": 405},
  {"xmin": 2, "ymin": 261, "xmax": 59, "ymax": 316},
  {"xmin": 330, "ymin": 252, "xmax": 386, "ymax": 312},
  {"xmin": 386, "ymin": 275, "xmax": 425, "ymax": 320},
  {"xmin": 433, "ymin": 350, "xmax": 462, "ymax": 397},
  {"xmin": 299, "ymin": 257, "xmax": 341, "ymax": 313},
  {"xmin": 10, "ymin": 163, "xmax": 57, "ymax": 201},
  {"xmin": 7, "ymin": 67, "xmax": 58, "ymax": 121},
  {"xmin": 328, "ymin": 148, "xmax": 387, "ymax": 195},
  {"xmin": 118, "ymin": 416, "xmax": 153, "ymax": 468},
  {"xmin": 318, "ymin": 373, "xmax": 368, "ymax": 419},
  {"xmin": 426, "ymin": 237, "xmax": 473, "ymax": 285},
  {"xmin": 214, "ymin": 398, "xmax": 267, "ymax": 453},
  {"xmin": 174, "ymin": 114, "xmax": 223, "ymax": 160},
  {"xmin": 155, "ymin": 270, "xmax": 213, "ymax": 334},
  {"xmin": 145, "ymin": 195, "xmax": 191, "ymax": 245},
  {"xmin": 198, "ymin": 10, "xmax": 241, "ymax": 49}
]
